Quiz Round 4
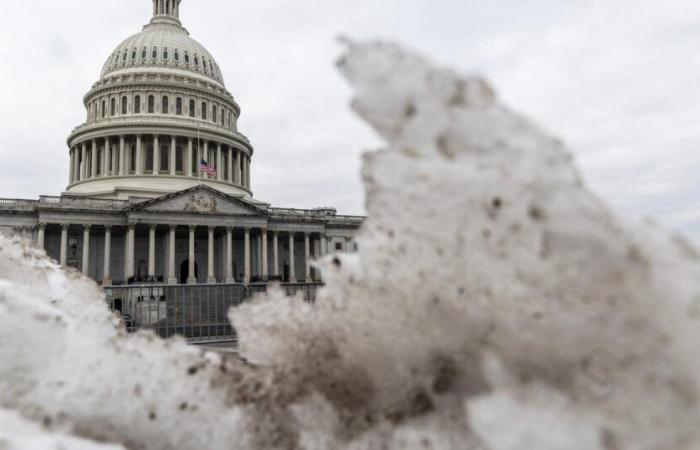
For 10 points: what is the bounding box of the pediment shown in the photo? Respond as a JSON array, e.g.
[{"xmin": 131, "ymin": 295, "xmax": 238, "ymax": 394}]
[{"xmin": 132, "ymin": 186, "xmax": 263, "ymax": 216}]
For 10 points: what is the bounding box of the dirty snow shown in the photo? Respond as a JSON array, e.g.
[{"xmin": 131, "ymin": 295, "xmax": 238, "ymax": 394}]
[{"xmin": 1, "ymin": 39, "xmax": 700, "ymax": 449}]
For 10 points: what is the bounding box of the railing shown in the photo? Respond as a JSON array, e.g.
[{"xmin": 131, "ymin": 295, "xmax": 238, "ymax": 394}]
[
  {"xmin": 268, "ymin": 208, "xmax": 366, "ymax": 224},
  {"xmin": 39, "ymin": 196, "xmax": 128, "ymax": 210},
  {"xmin": 248, "ymin": 282, "xmax": 324, "ymax": 303},
  {"xmin": 269, "ymin": 207, "xmax": 331, "ymax": 218},
  {"xmin": 0, "ymin": 198, "xmax": 38, "ymax": 209},
  {"xmin": 104, "ymin": 282, "xmax": 323, "ymax": 344},
  {"xmin": 328, "ymin": 215, "xmax": 365, "ymax": 226},
  {"xmin": 70, "ymin": 115, "xmax": 251, "ymax": 144},
  {"xmin": 105, "ymin": 284, "xmax": 246, "ymax": 344}
]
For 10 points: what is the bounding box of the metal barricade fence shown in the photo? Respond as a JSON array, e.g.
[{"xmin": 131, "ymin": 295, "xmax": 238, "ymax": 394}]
[
  {"xmin": 105, "ymin": 284, "xmax": 247, "ymax": 344},
  {"xmin": 104, "ymin": 283, "xmax": 323, "ymax": 344},
  {"xmin": 248, "ymin": 283, "xmax": 323, "ymax": 303}
]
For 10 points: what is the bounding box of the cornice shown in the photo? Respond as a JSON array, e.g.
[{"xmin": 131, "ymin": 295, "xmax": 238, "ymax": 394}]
[{"xmin": 67, "ymin": 116, "xmax": 253, "ymax": 152}]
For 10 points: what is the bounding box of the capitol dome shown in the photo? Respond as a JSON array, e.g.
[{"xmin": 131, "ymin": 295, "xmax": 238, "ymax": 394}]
[
  {"xmin": 100, "ymin": 9, "xmax": 225, "ymax": 86},
  {"xmin": 66, "ymin": 0, "xmax": 254, "ymax": 201}
]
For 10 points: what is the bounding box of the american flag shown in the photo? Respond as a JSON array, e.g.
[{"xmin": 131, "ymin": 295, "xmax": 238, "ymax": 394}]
[{"xmin": 200, "ymin": 159, "xmax": 216, "ymax": 177}]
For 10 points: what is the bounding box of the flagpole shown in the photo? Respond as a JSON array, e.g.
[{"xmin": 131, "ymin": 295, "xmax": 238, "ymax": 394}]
[{"xmin": 197, "ymin": 123, "xmax": 201, "ymax": 183}]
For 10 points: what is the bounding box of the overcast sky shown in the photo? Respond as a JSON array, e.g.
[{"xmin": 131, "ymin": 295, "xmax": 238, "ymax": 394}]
[{"xmin": 1, "ymin": 0, "xmax": 699, "ymax": 241}]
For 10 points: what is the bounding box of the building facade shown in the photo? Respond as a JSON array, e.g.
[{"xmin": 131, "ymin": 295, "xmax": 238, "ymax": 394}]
[{"xmin": 0, "ymin": 0, "xmax": 363, "ymax": 286}]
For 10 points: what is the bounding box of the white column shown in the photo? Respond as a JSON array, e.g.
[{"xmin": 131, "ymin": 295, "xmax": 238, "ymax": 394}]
[
  {"xmin": 103, "ymin": 226, "xmax": 112, "ymax": 286},
  {"xmin": 216, "ymin": 143, "xmax": 223, "ymax": 181},
  {"xmin": 136, "ymin": 135, "xmax": 143, "ymax": 175},
  {"xmin": 188, "ymin": 226, "xmax": 196, "ymax": 284},
  {"xmin": 207, "ymin": 226, "xmax": 216, "ymax": 284},
  {"xmin": 261, "ymin": 229, "xmax": 269, "ymax": 280},
  {"xmin": 119, "ymin": 136, "xmax": 126, "ymax": 176},
  {"xmin": 247, "ymin": 157, "xmax": 251, "ymax": 189},
  {"xmin": 68, "ymin": 148, "xmax": 75, "ymax": 184},
  {"xmin": 73, "ymin": 147, "xmax": 79, "ymax": 182},
  {"xmin": 227, "ymin": 148, "xmax": 234, "ymax": 183},
  {"xmin": 256, "ymin": 233, "xmax": 262, "ymax": 277},
  {"xmin": 289, "ymin": 232, "xmax": 296, "ymax": 283},
  {"xmin": 37, "ymin": 223, "xmax": 46, "ymax": 249},
  {"xmin": 243, "ymin": 228, "xmax": 251, "ymax": 284},
  {"xmin": 126, "ymin": 225, "xmax": 135, "ymax": 281},
  {"xmin": 225, "ymin": 227, "xmax": 234, "ymax": 283},
  {"xmin": 272, "ymin": 231, "xmax": 279, "ymax": 278},
  {"xmin": 304, "ymin": 233, "xmax": 311, "ymax": 283},
  {"xmin": 80, "ymin": 144, "xmax": 87, "ymax": 180},
  {"xmin": 243, "ymin": 156, "xmax": 248, "ymax": 188},
  {"xmin": 153, "ymin": 135, "xmax": 160, "ymax": 175},
  {"xmin": 91, "ymin": 140, "xmax": 98, "ymax": 178},
  {"xmin": 170, "ymin": 136, "xmax": 177, "ymax": 176},
  {"xmin": 102, "ymin": 142, "xmax": 109, "ymax": 176},
  {"xmin": 60, "ymin": 224, "xmax": 68, "ymax": 266},
  {"xmin": 148, "ymin": 224, "xmax": 156, "ymax": 280},
  {"xmin": 82, "ymin": 225, "xmax": 91, "ymax": 276},
  {"xmin": 321, "ymin": 234, "xmax": 328, "ymax": 256},
  {"xmin": 186, "ymin": 137, "xmax": 193, "ymax": 177},
  {"xmin": 167, "ymin": 225, "xmax": 177, "ymax": 284},
  {"xmin": 235, "ymin": 151, "xmax": 242, "ymax": 186}
]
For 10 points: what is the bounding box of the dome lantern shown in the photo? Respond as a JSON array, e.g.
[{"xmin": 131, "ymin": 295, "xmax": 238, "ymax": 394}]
[{"xmin": 152, "ymin": 0, "xmax": 182, "ymax": 25}]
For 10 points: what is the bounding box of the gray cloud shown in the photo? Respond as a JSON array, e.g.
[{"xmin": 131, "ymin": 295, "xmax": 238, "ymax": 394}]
[{"xmin": 0, "ymin": 0, "xmax": 698, "ymax": 241}]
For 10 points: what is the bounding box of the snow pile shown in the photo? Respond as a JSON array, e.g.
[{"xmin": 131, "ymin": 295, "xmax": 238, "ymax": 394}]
[
  {"xmin": 233, "ymin": 40, "xmax": 700, "ymax": 449},
  {"xmin": 2, "ymin": 39, "xmax": 700, "ymax": 449},
  {"xmin": 0, "ymin": 236, "xmax": 252, "ymax": 449},
  {"xmin": 0, "ymin": 408, "xmax": 125, "ymax": 450}
]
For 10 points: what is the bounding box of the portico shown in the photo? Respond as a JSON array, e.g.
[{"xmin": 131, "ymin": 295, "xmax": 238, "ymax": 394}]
[{"xmin": 19, "ymin": 185, "xmax": 358, "ymax": 286}]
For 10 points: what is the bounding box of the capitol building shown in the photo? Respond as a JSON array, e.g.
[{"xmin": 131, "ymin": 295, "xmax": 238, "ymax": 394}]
[{"xmin": 0, "ymin": 0, "xmax": 363, "ymax": 287}]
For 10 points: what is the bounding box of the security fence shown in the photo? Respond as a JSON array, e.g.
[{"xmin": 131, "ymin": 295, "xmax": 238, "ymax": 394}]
[
  {"xmin": 247, "ymin": 282, "xmax": 323, "ymax": 303},
  {"xmin": 104, "ymin": 282, "xmax": 323, "ymax": 344}
]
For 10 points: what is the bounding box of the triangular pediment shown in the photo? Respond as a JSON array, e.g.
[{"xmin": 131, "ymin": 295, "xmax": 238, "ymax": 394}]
[{"xmin": 131, "ymin": 186, "xmax": 265, "ymax": 216}]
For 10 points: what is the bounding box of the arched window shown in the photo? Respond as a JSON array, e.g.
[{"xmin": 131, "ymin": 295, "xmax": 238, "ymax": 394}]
[
  {"xmin": 162, "ymin": 96, "xmax": 169, "ymax": 114},
  {"xmin": 221, "ymin": 108, "xmax": 225, "ymax": 125},
  {"xmin": 176, "ymin": 97, "xmax": 182, "ymax": 115},
  {"xmin": 141, "ymin": 48, "xmax": 147, "ymax": 59},
  {"xmin": 203, "ymin": 59, "xmax": 207, "ymax": 70},
  {"xmin": 160, "ymin": 145, "xmax": 169, "ymax": 172},
  {"xmin": 122, "ymin": 51, "xmax": 127, "ymax": 62},
  {"xmin": 174, "ymin": 51, "xmax": 179, "ymax": 62},
  {"xmin": 134, "ymin": 95, "xmax": 141, "ymax": 114},
  {"xmin": 184, "ymin": 53, "xmax": 190, "ymax": 64},
  {"xmin": 194, "ymin": 56, "xmax": 199, "ymax": 66},
  {"xmin": 101, "ymin": 100, "xmax": 106, "ymax": 118},
  {"xmin": 131, "ymin": 50, "xmax": 136, "ymax": 60},
  {"xmin": 163, "ymin": 49, "xmax": 169, "ymax": 60},
  {"xmin": 110, "ymin": 98, "xmax": 116, "ymax": 116},
  {"xmin": 212, "ymin": 105, "xmax": 217, "ymax": 123},
  {"xmin": 201, "ymin": 102, "xmax": 207, "ymax": 120},
  {"xmin": 121, "ymin": 96, "xmax": 127, "ymax": 114},
  {"xmin": 148, "ymin": 95, "xmax": 155, "ymax": 113},
  {"xmin": 152, "ymin": 48, "xmax": 158, "ymax": 60},
  {"xmin": 189, "ymin": 99, "xmax": 195, "ymax": 117}
]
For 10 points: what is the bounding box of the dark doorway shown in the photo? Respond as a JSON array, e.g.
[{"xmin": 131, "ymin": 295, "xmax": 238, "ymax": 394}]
[
  {"xmin": 180, "ymin": 259, "xmax": 198, "ymax": 284},
  {"xmin": 283, "ymin": 263, "xmax": 290, "ymax": 283}
]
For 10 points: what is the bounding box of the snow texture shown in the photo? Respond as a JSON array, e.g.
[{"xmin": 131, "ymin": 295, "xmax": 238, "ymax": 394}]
[{"xmin": 2, "ymin": 39, "xmax": 700, "ymax": 449}]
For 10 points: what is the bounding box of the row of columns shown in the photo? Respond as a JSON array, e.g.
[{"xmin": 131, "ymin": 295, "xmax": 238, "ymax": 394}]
[
  {"xmin": 46, "ymin": 224, "xmax": 331, "ymax": 286},
  {"xmin": 68, "ymin": 136, "xmax": 252, "ymax": 190}
]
